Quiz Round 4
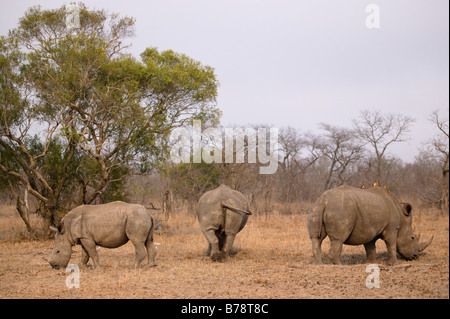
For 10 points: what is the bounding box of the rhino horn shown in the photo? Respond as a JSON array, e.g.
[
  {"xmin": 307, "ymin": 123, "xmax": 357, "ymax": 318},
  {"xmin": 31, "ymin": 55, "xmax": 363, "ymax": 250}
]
[
  {"xmin": 418, "ymin": 235, "xmax": 434, "ymax": 252},
  {"xmin": 49, "ymin": 226, "xmax": 58, "ymax": 233}
]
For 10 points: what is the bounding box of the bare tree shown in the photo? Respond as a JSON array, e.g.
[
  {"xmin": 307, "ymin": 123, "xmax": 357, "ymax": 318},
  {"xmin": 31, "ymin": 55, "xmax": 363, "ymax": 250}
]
[
  {"xmin": 278, "ymin": 127, "xmax": 305, "ymax": 204},
  {"xmin": 352, "ymin": 110, "xmax": 415, "ymax": 181},
  {"xmin": 319, "ymin": 123, "xmax": 363, "ymax": 190},
  {"xmin": 428, "ymin": 109, "xmax": 449, "ymax": 212},
  {"xmin": 278, "ymin": 127, "xmax": 321, "ymax": 204}
]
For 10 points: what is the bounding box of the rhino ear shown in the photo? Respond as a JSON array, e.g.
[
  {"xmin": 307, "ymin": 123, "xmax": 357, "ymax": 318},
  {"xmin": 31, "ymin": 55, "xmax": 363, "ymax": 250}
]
[
  {"xmin": 58, "ymin": 223, "xmax": 65, "ymax": 235},
  {"xmin": 402, "ymin": 203, "xmax": 412, "ymax": 216}
]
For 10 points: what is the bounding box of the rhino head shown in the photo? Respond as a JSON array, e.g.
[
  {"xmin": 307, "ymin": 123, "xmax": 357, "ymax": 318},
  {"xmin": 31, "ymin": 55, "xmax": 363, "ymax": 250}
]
[
  {"xmin": 396, "ymin": 203, "xmax": 434, "ymax": 260},
  {"xmin": 45, "ymin": 224, "xmax": 73, "ymax": 269}
]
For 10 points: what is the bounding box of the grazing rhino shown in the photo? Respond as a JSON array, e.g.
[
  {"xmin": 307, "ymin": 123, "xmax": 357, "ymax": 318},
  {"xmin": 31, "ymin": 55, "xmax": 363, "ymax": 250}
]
[
  {"xmin": 307, "ymin": 185, "xmax": 433, "ymax": 265},
  {"xmin": 45, "ymin": 201, "xmax": 157, "ymax": 269},
  {"xmin": 197, "ymin": 184, "xmax": 252, "ymax": 261}
]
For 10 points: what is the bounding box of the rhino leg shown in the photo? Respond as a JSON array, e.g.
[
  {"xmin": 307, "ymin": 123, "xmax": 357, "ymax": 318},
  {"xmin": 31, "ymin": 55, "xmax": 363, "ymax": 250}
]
[
  {"xmin": 211, "ymin": 252, "xmax": 223, "ymax": 262},
  {"xmin": 132, "ymin": 241, "xmax": 147, "ymax": 268},
  {"xmin": 145, "ymin": 234, "xmax": 157, "ymax": 267},
  {"xmin": 380, "ymin": 228, "xmax": 399, "ymax": 265},
  {"xmin": 127, "ymin": 231, "xmax": 147, "ymax": 268},
  {"xmin": 364, "ymin": 239, "xmax": 378, "ymax": 263},
  {"xmin": 311, "ymin": 237, "xmax": 325, "ymax": 264},
  {"xmin": 223, "ymin": 234, "xmax": 236, "ymax": 259},
  {"xmin": 205, "ymin": 243, "xmax": 212, "ymax": 256},
  {"xmin": 203, "ymin": 229, "xmax": 222, "ymax": 261},
  {"xmin": 79, "ymin": 245, "xmax": 90, "ymax": 268},
  {"xmin": 80, "ymin": 238, "xmax": 101, "ymax": 269},
  {"xmin": 328, "ymin": 240, "xmax": 343, "ymax": 265},
  {"xmin": 384, "ymin": 237, "xmax": 398, "ymax": 266}
]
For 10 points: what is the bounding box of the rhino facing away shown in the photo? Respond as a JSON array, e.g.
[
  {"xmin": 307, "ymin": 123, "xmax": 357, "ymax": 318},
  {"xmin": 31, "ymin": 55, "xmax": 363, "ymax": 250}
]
[
  {"xmin": 46, "ymin": 201, "xmax": 157, "ymax": 269},
  {"xmin": 307, "ymin": 185, "xmax": 433, "ymax": 265},
  {"xmin": 197, "ymin": 184, "xmax": 252, "ymax": 261}
]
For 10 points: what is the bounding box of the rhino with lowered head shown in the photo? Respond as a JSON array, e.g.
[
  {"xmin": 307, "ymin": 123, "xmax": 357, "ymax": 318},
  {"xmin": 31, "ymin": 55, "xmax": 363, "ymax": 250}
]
[
  {"xmin": 45, "ymin": 201, "xmax": 157, "ymax": 269},
  {"xmin": 197, "ymin": 184, "xmax": 252, "ymax": 261},
  {"xmin": 307, "ymin": 184, "xmax": 433, "ymax": 265}
]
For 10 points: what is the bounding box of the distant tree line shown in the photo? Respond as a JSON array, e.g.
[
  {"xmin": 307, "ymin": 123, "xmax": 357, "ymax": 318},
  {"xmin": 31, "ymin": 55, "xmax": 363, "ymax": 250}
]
[{"xmin": 158, "ymin": 108, "xmax": 448, "ymax": 217}]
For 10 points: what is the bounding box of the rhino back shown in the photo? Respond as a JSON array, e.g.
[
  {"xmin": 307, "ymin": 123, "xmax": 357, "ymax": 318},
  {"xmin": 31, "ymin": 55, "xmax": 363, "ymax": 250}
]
[{"xmin": 65, "ymin": 201, "xmax": 150, "ymax": 248}]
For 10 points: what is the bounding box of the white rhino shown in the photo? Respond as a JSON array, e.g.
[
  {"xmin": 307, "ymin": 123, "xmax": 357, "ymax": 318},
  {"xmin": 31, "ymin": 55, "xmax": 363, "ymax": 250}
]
[
  {"xmin": 197, "ymin": 184, "xmax": 252, "ymax": 261},
  {"xmin": 45, "ymin": 201, "xmax": 157, "ymax": 269},
  {"xmin": 307, "ymin": 185, "xmax": 433, "ymax": 265}
]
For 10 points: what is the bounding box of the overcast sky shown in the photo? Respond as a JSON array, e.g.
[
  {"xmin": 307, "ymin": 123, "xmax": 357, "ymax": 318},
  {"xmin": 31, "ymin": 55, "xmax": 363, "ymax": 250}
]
[{"xmin": 1, "ymin": 0, "xmax": 448, "ymax": 161}]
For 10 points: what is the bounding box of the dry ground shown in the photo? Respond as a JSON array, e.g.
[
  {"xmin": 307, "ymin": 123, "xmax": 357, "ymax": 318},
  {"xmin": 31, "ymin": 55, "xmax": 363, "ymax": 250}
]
[{"xmin": 0, "ymin": 205, "xmax": 448, "ymax": 299}]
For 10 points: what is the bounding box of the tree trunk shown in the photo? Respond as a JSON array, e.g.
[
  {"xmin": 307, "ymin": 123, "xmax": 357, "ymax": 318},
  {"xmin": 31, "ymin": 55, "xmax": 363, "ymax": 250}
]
[
  {"xmin": 8, "ymin": 185, "xmax": 34, "ymax": 236},
  {"xmin": 16, "ymin": 197, "xmax": 32, "ymax": 234},
  {"xmin": 41, "ymin": 204, "xmax": 62, "ymax": 238},
  {"xmin": 163, "ymin": 189, "xmax": 173, "ymax": 221},
  {"xmin": 441, "ymin": 160, "xmax": 449, "ymax": 213}
]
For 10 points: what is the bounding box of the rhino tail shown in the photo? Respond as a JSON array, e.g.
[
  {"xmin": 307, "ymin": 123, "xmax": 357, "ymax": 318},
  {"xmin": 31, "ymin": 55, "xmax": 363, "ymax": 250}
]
[
  {"xmin": 221, "ymin": 202, "xmax": 252, "ymax": 215},
  {"xmin": 147, "ymin": 214, "xmax": 155, "ymax": 243}
]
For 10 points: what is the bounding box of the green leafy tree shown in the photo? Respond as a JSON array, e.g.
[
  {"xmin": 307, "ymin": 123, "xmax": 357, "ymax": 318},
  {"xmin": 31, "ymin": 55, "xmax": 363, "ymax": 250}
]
[
  {"xmin": 1, "ymin": 3, "xmax": 220, "ymax": 237},
  {"xmin": 167, "ymin": 161, "xmax": 223, "ymax": 207}
]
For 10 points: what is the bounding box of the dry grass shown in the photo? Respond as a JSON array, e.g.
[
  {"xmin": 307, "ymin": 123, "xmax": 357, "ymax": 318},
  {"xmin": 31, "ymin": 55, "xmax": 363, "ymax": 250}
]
[{"xmin": 0, "ymin": 205, "xmax": 448, "ymax": 299}]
